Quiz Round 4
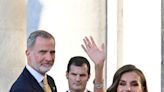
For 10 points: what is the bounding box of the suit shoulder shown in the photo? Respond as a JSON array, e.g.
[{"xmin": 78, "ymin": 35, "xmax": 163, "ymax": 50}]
[
  {"xmin": 10, "ymin": 77, "xmax": 31, "ymax": 92},
  {"xmin": 9, "ymin": 68, "xmax": 33, "ymax": 92},
  {"xmin": 9, "ymin": 86, "xmax": 31, "ymax": 92}
]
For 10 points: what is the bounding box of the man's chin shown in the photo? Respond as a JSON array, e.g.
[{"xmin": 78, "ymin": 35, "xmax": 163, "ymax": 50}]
[
  {"xmin": 73, "ymin": 89, "xmax": 83, "ymax": 92},
  {"xmin": 40, "ymin": 67, "xmax": 51, "ymax": 74},
  {"xmin": 73, "ymin": 87, "xmax": 83, "ymax": 91}
]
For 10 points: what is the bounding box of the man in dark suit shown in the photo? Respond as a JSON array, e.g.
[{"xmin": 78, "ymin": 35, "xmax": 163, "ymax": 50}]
[
  {"xmin": 66, "ymin": 36, "xmax": 105, "ymax": 92},
  {"xmin": 10, "ymin": 30, "xmax": 57, "ymax": 92}
]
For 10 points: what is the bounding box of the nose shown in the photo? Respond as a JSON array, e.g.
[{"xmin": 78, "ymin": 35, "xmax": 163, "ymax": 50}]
[
  {"xmin": 75, "ymin": 75, "xmax": 81, "ymax": 81},
  {"xmin": 125, "ymin": 85, "xmax": 131, "ymax": 91},
  {"xmin": 45, "ymin": 52, "xmax": 54, "ymax": 61}
]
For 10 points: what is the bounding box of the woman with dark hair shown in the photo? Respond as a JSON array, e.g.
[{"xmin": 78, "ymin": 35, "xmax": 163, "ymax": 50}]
[
  {"xmin": 107, "ymin": 64, "xmax": 148, "ymax": 92},
  {"xmin": 81, "ymin": 36, "xmax": 148, "ymax": 92}
]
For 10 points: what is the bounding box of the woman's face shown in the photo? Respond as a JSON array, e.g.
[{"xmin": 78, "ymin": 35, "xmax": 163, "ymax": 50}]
[{"xmin": 117, "ymin": 72, "xmax": 143, "ymax": 92}]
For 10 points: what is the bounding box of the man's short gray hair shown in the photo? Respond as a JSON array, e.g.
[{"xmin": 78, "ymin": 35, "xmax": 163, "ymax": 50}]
[{"xmin": 27, "ymin": 30, "xmax": 55, "ymax": 49}]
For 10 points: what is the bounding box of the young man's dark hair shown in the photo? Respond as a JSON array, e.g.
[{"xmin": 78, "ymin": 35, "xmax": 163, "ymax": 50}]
[{"xmin": 66, "ymin": 56, "xmax": 91, "ymax": 75}]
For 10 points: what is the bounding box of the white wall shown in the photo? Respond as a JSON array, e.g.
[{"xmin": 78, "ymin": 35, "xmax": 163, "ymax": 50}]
[
  {"xmin": 37, "ymin": 0, "xmax": 106, "ymax": 91},
  {"xmin": 107, "ymin": 0, "xmax": 161, "ymax": 92},
  {"xmin": 123, "ymin": 0, "xmax": 161, "ymax": 92}
]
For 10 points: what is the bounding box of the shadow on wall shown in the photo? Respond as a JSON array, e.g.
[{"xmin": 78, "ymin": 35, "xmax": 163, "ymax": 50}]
[{"xmin": 27, "ymin": 0, "xmax": 42, "ymax": 35}]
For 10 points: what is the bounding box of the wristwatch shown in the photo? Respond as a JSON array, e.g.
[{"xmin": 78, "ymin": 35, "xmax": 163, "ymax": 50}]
[{"xmin": 93, "ymin": 79, "xmax": 104, "ymax": 89}]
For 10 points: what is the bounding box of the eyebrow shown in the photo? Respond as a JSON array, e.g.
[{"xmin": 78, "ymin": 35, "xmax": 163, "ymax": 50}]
[
  {"xmin": 131, "ymin": 80, "xmax": 139, "ymax": 83},
  {"xmin": 119, "ymin": 80, "xmax": 139, "ymax": 83},
  {"xmin": 119, "ymin": 80, "xmax": 126, "ymax": 82},
  {"xmin": 71, "ymin": 72, "xmax": 87, "ymax": 75},
  {"xmin": 39, "ymin": 50, "xmax": 47, "ymax": 52}
]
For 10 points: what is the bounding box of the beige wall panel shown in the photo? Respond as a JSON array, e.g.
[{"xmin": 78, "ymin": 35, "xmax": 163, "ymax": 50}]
[{"xmin": 0, "ymin": 0, "xmax": 26, "ymax": 91}]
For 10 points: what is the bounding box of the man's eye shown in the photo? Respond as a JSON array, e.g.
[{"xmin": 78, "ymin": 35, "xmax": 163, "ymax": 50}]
[
  {"xmin": 41, "ymin": 51, "xmax": 47, "ymax": 54},
  {"xmin": 50, "ymin": 51, "xmax": 55, "ymax": 55},
  {"xmin": 80, "ymin": 74, "xmax": 86, "ymax": 77},
  {"xmin": 71, "ymin": 73, "xmax": 77, "ymax": 76}
]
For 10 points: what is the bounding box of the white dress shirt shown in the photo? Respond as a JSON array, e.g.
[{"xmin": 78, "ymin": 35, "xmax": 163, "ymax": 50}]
[
  {"xmin": 67, "ymin": 89, "xmax": 89, "ymax": 92},
  {"xmin": 26, "ymin": 64, "xmax": 44, "ymax": 87}
]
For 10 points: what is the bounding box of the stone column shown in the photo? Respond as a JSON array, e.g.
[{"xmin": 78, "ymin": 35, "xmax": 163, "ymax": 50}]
[
  {"xmin": 0, "ymin": 0, "xmax": 26, "ymax": 91},
  {"xmin": 162, "ymin": 0, "xmax": 164, "ymax": 91},
  {"xmin": 117, "ymin": 0, "xmax": 123, "ymax": 68}
]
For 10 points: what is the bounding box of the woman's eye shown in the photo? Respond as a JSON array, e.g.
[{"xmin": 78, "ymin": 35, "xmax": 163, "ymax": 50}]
[
  {"xmin": 131, "ymin": 82, "xmax": 139, "ymax": 86},
  {"xmin": 119, "ymin": 81, "xmax": 126, "ymax": 86}
]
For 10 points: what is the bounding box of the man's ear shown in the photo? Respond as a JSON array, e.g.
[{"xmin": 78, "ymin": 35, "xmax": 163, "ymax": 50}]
[
  {"xmin": 26, "ymin": 49, "xmax": 31, "ymax": 57},
  {"xmin": 26, "ymin": 49, "xmax": 32, "ymax": 59},
  {"xmin": 26, "ymin": 49, "xmax": 29, "ymax": 56}
]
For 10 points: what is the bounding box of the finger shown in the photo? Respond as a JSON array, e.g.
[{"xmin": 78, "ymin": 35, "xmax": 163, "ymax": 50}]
[
  {"xmin": 81, "ymin": 44, "xmax": 87, "ymax": 53},
  {"xmin": 101, "ymin": 43, "xmax": 105, "ymax": 51},
  {"xmin": 83, "ymin": 38, "xmax": 90, "ymax": 49},
  {"xmin": 85, "ymin": 36, "xmax": 92, "ymax": 47},
  {"xmin": 101, "ymin": 43, "xmax": 106, "ymax": 57},
  {"xmin": 84, "ymin": 37, "xmax": 93, "ymax": 49},
  {"xmin": 90, "ymin": 36, "xmax": 96, "ymax": 46},
  {"xmin": 83, "ymin": 38, "xmax": 88, "ymax": 46}
]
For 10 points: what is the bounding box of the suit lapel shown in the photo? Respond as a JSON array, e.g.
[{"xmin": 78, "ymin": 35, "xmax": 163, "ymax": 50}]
[
  {"xmin": 47, "ymin": 75, "xmax": 57, "ymax": 92},
  {"xmin": 23, "ymin": 67, "xmax": 44, "ymax": 92},
  {"xmin": 23, "ymin": 67, "xmax": 57, "ymax": 92}
]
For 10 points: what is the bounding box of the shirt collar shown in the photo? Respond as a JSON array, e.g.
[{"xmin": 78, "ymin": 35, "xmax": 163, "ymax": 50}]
[
  {"xmin": 26, "ymin": 64, "xmax": 44, "ymax": 83},
  {"xmin": 67, "ymin": 89, "xmax": 89, "ymax": 92}
]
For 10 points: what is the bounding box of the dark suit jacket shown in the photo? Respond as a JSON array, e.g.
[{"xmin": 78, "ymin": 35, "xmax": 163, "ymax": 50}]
[
  {"xmin": 66, "ymin": 90, "xmax": 91, "ymax": 92},
  {"xmin": 9, "ymin": 67, "xmax": 57, "ymax": 92}
]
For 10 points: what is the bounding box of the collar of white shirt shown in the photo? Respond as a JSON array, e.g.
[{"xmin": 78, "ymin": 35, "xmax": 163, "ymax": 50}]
[
  {"xmin": 67, "ymin": 89, "xmax": 89, "ymax": 92},
  {"xmin": 26, "ymin": 64, "xmax": 44, "ymax": 85}
]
